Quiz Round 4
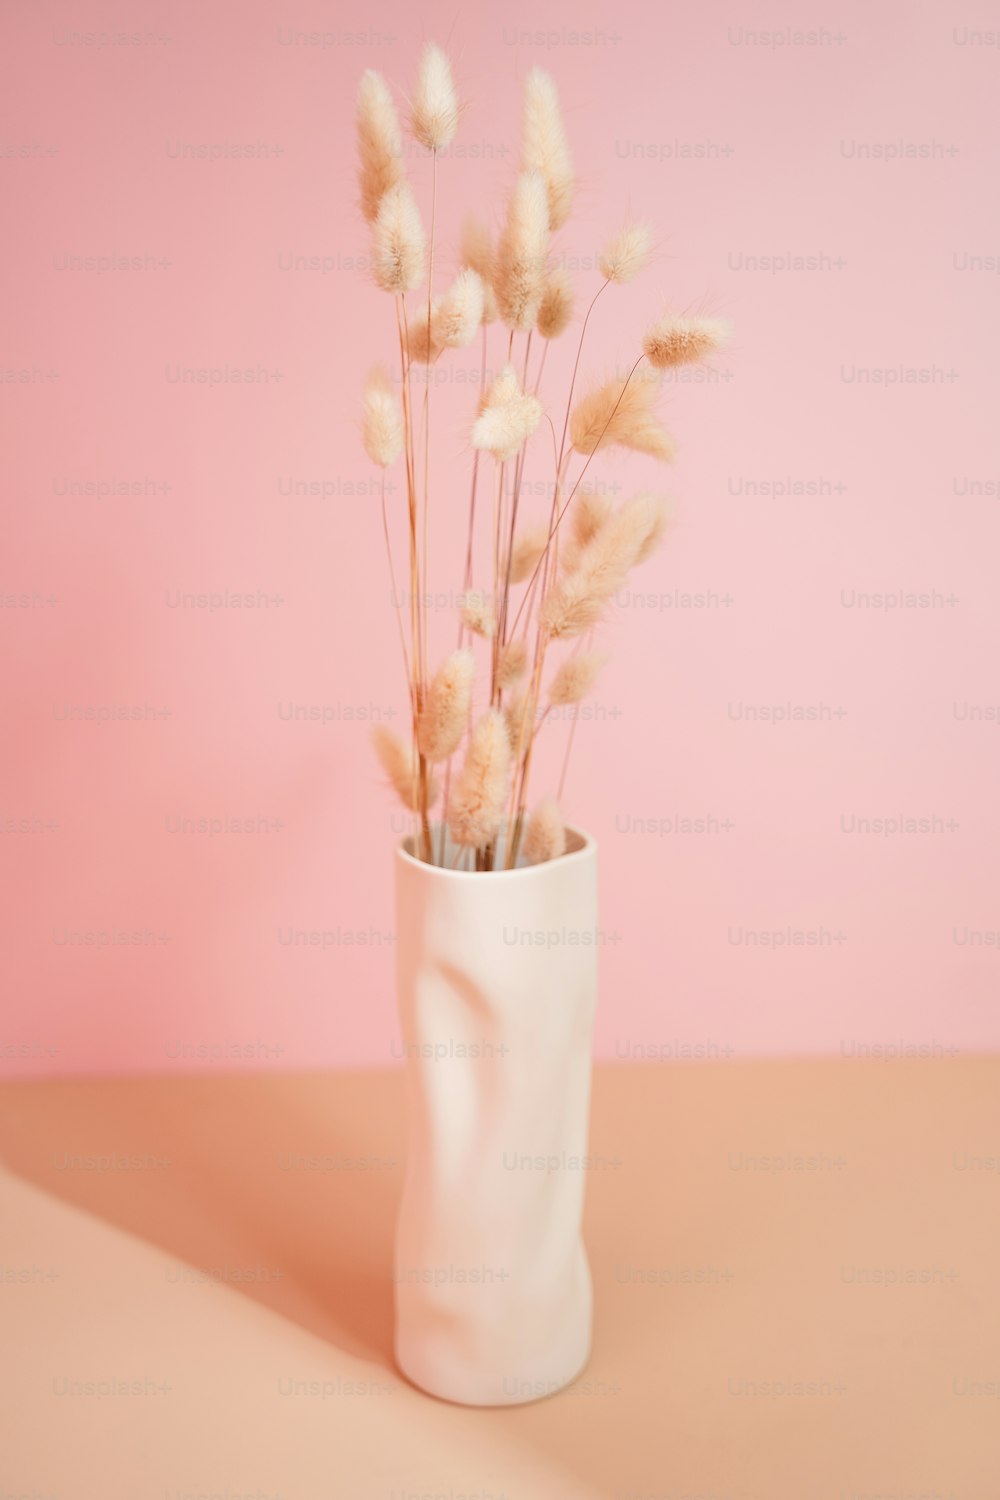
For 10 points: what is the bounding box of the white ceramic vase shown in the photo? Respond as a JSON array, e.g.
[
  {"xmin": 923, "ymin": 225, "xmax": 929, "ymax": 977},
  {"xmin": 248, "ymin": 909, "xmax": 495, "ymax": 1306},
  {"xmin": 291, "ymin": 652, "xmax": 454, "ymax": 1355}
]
[{"xmin": 393, "ymin": 825, "xmax": 599, "ymax": 1406}]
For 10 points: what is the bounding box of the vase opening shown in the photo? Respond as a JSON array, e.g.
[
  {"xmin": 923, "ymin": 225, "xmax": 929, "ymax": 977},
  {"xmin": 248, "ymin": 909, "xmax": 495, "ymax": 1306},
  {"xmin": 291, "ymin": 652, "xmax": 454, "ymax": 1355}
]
[{"xmin": 400, "ymin": 821, "xmax": 590, "ymax": 873}]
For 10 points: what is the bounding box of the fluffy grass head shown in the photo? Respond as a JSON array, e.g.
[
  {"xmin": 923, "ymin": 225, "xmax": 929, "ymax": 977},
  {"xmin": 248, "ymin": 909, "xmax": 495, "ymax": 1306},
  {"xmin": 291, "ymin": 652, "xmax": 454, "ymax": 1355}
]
[
  {"xmin": 643, "ymin": 313, "xmax": 731, "ymax": 368},
  {"xmin": 372, "ymin": 725, "xmax": 439, "ymax": 811},
  {"xmin": 548, "ymin": 650, "xmax": 608, "ymax": 705},
  {"xmin": 406, "ymin": 307, "xmax": 439, "ymax": 364},
  {"xmin": 537, "ymin": 268, "xmax": 575, "ymax": 340},
  {"xmin": 372, "ymin": 182, "xmax": 426, "ymax": 294},
  {"xmin": 497, "ymin": 638, "xmax": 529, "ymax": 688},
  {"xmin": 523, "ymin": 798, "xmax": 567, "ymax": 864},
  {"xmin": 570, "ymin": 368, "xmax": 674, "ymax": 461},
  {"xmin": 449, "ymin": 709, "xmax": 511, "ymax": 850},
  {"xmin": 356, "ymin": 71, "xmax": 403, "ymax": 224},
  {"xmin": 460, "ymin": 590, "xmax": 496, "ymax": 638},
  {"xmin": 459, "ymin": 217, "xmax": 499, "ymax": 324},
  {"xmin": 521, "ymin": 68, "xmax": 574, "ymax": 230},
  {"xmin": 560, "ymin": 485, "xmax": 614, "ymax": 572},
  {"xmin": 471, "ymin": 364, "xmax": 543, "ymax": 463},
  {"xmin": 417, "ymin": 650, "xmax": 475, "ymax": 764},
  {"xmin": 633, "ymin": 492, "xmax": 670, "ymax": 564},
  {"xmin": 494, "ymin": 171, "xmax": 549, "ymax": 331},
  {"xmin": 503, "ymin": 690, "xmax": 528, "ymax": 751},
  {"xmin": 598, "ymin": 221, "xmax": 652, "ymax": 284},
  {"xmin": 361, "ymin": 366, "xmax": 403, "ymax": 467},
  {"xmin": 507, "ymin": 523, "xmax": 550, "ymax": 584},
  {"xmin": 433, "ymin": 267, "xmax": 485, "ymax": 348},
  {"xmin": 411, "ymin": 43, "xmax": 459, "ymax": 151},
  {"xmin": 541, "ymin": 493, "xmax": 660, "ymax": 638}
]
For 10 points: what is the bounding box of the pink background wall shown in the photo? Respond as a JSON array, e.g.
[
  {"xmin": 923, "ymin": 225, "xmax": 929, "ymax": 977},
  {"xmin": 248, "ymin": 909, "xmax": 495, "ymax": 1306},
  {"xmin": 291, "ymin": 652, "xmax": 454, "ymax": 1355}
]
[{"xmin": 3, "ymin": 0, "xmax": 998, "ymax": 1078}]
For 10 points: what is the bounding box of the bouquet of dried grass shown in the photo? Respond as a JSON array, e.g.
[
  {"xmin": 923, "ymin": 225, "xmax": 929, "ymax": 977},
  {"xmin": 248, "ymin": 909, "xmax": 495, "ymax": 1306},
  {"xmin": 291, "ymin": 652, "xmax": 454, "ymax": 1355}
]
[{"xmin": 357, "ymin": 49, "xmax": 730, "ymax": 870}]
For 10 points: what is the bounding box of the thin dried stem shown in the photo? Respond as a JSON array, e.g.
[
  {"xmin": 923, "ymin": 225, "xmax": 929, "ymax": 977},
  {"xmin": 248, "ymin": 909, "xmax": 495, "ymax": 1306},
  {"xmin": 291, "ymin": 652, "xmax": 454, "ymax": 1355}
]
[
  {"xmin": 380, "ymin": 472, "xmax": 415, "ymax": 717},
  {"xmin": 395, "ymin": 295, "xmax": 432, "ymax": 862},
  {"xmin": 533, "ymin": 339, "xmax": 549, "ymax": 396},
  {"xmin": 420, "ymin": 149, "xmax": 439, "ymax": 691},
  {"xmin": 556, "ymin": 632, "xmax": 595, "ymax": 799},
  {"xmin": 439, "ymin": 323, "xmax": 489, "ymax": 864},
  {"xmin": 496, "ymin": 331, "xmax": 534, "ymax": 671},
  {"xmin": 557, "ymin": 279, "xmax": 609, "ymax": 468},
  {"xmin": 394, "ymin": 298, "xmax": 419, "ymax": 696},
  {"xmin": 505, "ymin": 639, "xmax": 545, "ymax": 866},
  {"xmin": 491, "ymin": 458, "xmax": 508, "ymax": 702}
]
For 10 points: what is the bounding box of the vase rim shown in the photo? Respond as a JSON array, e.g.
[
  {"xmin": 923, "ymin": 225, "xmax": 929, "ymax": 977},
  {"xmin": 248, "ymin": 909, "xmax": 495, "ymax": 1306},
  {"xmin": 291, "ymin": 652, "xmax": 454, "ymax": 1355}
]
[{"xmin": 397, "ymin": 824, "xmax": 596, "ymax": 880}]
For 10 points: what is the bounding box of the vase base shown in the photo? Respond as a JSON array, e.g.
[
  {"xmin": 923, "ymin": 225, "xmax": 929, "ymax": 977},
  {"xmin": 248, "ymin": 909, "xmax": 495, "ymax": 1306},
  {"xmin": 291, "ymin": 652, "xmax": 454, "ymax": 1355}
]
[{"xmin": 394, "ymin": 1337, "xmax": 592, "ymax": 1407}]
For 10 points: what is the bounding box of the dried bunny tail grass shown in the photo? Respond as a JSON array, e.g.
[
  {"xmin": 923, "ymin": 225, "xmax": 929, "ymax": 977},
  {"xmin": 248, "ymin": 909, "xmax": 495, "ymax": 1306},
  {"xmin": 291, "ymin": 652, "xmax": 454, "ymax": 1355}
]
[
  {"xmin": 471, "ymin": 363, "xmax": 543, "ymax": 463},
  {"xmin": 460, "ymin": 590, "xmax": 496, "ymax": 638},
  {"xmin": 497, "ymin": 637, "xmax": 529, "ymax": 688},
  {"xmin": 406, "ymin": 276, "xmax": 481, "ymax": 363},
  {"xmin": 569, "ymin": 485, "xmax": 614, "ymax": 552},
  {"xmin": 558, "ymin": 485, "xmax": 615, "ymax": 575},
  {"xmin": 521, "ymin": 67, "xmax": 574, "ymax": 230},
  {"xmin": 372, "ymin": 182, "xmax": 426, "ymax": 294},
  {"xmin": 411, "ymin": 43, "xmax": 459, "ymax": 151},
  {"xmin": 433, "ymin": 267, "xmax": 484, "ymax": 348},
  {"xmin": 598, "ymin": 220, "xmax": 652, "ymax": 284},
  {"xmin": 548, "ymin": 649, "xmax": 608, "ymax": 705},
  {"xmin": 541, "ymin": 493, "xmax": 659, "ymax": 638},
  {"xmin": 523, "ymin": 798, "xmax": 567, "ymax": 864},
  {"xmin": 417, "ymin": 649, "xmax": 474, "ymax": 763},
  {"xmin": 643, "ymin": 313, "xmax": 732, "ymax": 368},
  {"xmin": 634, "ymin": 492, "xmax": 670, "ymax": 564},
  {"xmin": 449, "ymin": 709, "xmax": 510, "ymax": 850},
  {"xmin": 507, "ymin": 522, "xmax": 549, "ymax": 584},
  {"xmin": 372, "ymin": 724, "xmax": 438, "ymax": 810},
  {"xmin": 537, "ymin": 267, "xmax": 574, "ymax": 340},
  {"xmin": 494, "ymin": 171, "xmax": 549, "ymax": 331},
  {"xmin": 557, "ymin": 484, "xmax": 613, "ymax": 575},
  {"xmin": 357, "ymin": 70, "xmax": 403, "ymax": 223},
  {"xmin": 459, "ymin": 217, "xmax": 499, "ymax": 324},
  {"xmin": 406, "ymin": 307, "xmax": 440, "ymax": 364},
  {"xmin": 361, "ymin": 365, "xmax": 403, "ymax": 467},
  {"xmin": 569, "ymin": 368, "xmax": 675, "ymax": 461},
  {"xmin": 503, "ymin": 690, "xmax": 527, "ymax": 750}
]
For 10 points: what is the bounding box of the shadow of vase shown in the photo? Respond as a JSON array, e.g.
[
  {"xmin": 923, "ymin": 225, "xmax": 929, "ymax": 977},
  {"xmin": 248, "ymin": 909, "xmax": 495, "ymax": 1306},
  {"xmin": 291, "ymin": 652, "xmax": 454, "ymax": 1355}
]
[{"xmin": 0, "ymin": 1067, "xmax": 404, "ymax": 1367}]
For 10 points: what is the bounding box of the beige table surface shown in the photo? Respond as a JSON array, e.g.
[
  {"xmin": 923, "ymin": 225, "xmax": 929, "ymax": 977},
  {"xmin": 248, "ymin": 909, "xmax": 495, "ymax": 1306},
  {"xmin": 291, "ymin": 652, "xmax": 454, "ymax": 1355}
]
[{"xmin": 1, "ymin": 1058, "xmax": 998, "ymax": 1498}]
